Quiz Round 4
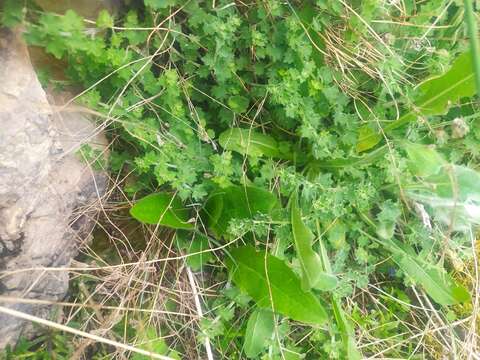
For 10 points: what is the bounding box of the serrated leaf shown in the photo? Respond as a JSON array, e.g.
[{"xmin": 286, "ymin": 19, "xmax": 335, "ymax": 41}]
[
  {"xmin": 291, "ymin": 197, "xmax": 337, "ymax": 291},
  {"xmin": 202, "ymin": 185, "xmax": 280, "ymax": 236},
  {"xmin": 357, "ymin": 52, "xmax": 475, "ymax": 152},
  {"xmin": 130, "ymin": 193, "xmax": 194, "ymax": 229},
  {"xmin": 219, "ymin": 128, "xmax": 281, "ymax": 158},
  {"xmin": 96, "ymin": 9, "xmax": 114, "ymax": 29},
  {"xmin": 244, "ymin": 309, "xmax": 274, "ymax": 358},
  {"xmin": 386, "ymin": 240, "xmax": 470, "ymax": 306},
  {"xmin": 227, "ymin": 245, "xmax": 328, "ymax": 325}
]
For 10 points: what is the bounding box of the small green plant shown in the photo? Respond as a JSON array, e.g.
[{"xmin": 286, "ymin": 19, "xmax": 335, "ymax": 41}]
[{"xmin": 2, "ymin": 0, "xmax": 480, "ymax": 358}]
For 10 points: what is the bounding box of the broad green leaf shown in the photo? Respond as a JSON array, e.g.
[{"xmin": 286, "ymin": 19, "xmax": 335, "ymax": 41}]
[
  {"xmin": 406, "ymin": 165, "xmax": 480, "ymax": 231},
  {"xmin": 291, "ymin": 198, "xmax": 337, "ymax": 291},
  {"xmin": 130, "ymin": 193, "xmax": 193, "ymax": 229},
  {"xmin": 414, "ymin": 51, "xmax": 475, "ymax": 115},
  {"xmin": 177, "ymin": 232, "xmax": 213, "ymax": 271},
  {"xmin": 227, "ymin": 245, "xmax": 328, "ymax": 325},
  {"xmin": 243, "ymin": 309, "xmax": 274, "ymax": 358},
  {"xmin": 404, "ymin": 142, "xmax": 446, "ymax": 177},
  {"xmin": 203, "ymin": 185, "xmax": 280, "ymax": 236},
  {"xmin": 357, "ymin": 52, "xmax": 475, "ymax": 152},
  {"xmin": 356, "ymin": 126, "xmax": 382, "ymax": 153},
  {"xmin": 386, "ymin": 240, "xmax": 470, "ymax": 306},
  {"xmin": 228, "ymin": 95, "xmax": 250, "ymax": 113},
  {"xmin": 219, "ymin": 128, "xmax": 281, "ymax": 158}
]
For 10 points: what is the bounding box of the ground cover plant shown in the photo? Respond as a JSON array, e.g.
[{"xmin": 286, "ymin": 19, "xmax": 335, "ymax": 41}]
[{"xmin": 2, "ymin": 0, "xmax": 480, "ymax": 358}]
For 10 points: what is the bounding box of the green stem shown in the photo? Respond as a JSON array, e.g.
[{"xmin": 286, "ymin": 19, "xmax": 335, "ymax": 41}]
[{"xmin": 464, "ymin": 0, "xmax": 480, "ymax": 93}]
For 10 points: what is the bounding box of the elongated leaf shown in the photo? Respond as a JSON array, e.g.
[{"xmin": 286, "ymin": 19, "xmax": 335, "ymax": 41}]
[
  {"xmin": 203, "ymin": 185, "xmax": 280, "ymax": 236},
  {"xmin": 227, "ymin": 245, "xmax": 328, "ymax": 325},
  {"xmin": 244, "ymin": 309, "xmax": 274, "ymax": 358},
  {"xmin": 386, "ymin": 240, "xmax": 470, "ymax": 306},
  {"xmin": 357, "ymin": 52, "xmax": 475, "ymax": 152},
  {"xmin": 130, "ymin": 193, "xmax": 193, "ymax": 229},
  {"xmin": 291, "ymin": 198, "xmax": 337, "ymax": 291},
  {"xmin": 319, "ymin": 237, "xmax": 362, "ymax": 359},
  {"xmin": 414, "ymin": 52, "xmax": 475, "ymax": 116},
  {"xmin": 332, "ymin": 298, "xmax": 362, "ymax": 360},
  {"xmin": 219, "ymin": 128, "xmax": 281, "ymax": 158}
]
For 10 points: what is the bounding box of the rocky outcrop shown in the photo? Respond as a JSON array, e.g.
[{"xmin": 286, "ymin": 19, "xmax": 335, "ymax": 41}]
[{"xmin": 0, "ymin": 28, "xmax": 108, "ymax": 348}]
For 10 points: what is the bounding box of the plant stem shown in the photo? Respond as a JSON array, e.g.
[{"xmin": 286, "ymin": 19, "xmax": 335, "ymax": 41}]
[{"xmin": 464, "ymin": 0, "xmax": 480, "ymax": 93}]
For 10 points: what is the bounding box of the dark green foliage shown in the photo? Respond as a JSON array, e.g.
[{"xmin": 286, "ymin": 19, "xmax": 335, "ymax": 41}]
[{"xmin": 4, "ymin": 0, "xmax": 479, "ymax": 358}]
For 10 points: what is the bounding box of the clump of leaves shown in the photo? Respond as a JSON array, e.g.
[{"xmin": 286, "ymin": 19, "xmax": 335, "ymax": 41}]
[{"xmin": 4, "ymin": 0, "xmax": 480, "ymax": 358}]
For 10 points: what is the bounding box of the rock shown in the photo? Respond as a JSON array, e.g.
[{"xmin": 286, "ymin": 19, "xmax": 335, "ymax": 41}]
[{"xmin": 0, "ymin": 28, "xmax": 108, "ymax": 349}]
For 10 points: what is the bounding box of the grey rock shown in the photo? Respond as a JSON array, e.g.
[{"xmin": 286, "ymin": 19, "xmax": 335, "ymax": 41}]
[{"xmin": 0, "ymin": 28, "xmax": 108, "ymax": 348}]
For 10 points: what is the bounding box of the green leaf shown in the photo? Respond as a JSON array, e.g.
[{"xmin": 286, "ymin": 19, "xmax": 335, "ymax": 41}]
[
  {"xmin": 404, "ymin": 142, "xmax": 446, "ymax": 177},
  {"xmin": 228, "ymin": 95, "xmax": 250, "ymax": 113},
  {"xmin": 243, "ymin": 309, "xmax": 274, "ymax": 358},
  {"xmin": 386, "ymin": 240, "xmax": 470, "ymax": 306},
  {"xmin": 177, "ymin": 232, "xmax": 213, "ymax": 271},
  {"xmin": 227, "ymin": 245, "xmax": 328, "ymax": 325},
  {"xmin": 1, "ymin": 0, "xmax": 23, "ymax": 27},
  {"xmin": 203, "ymin": 185, "xmax": 280, "ymax": 236},
  {"xmin": 130, "ymin": 193, "xmax": 194, "ymax": 229},
  {"xmin": 332, "ymin": 298, "xmax": 362, "ymax": 360},
  {"xmin": 144, "ymin": 0, "xmax": 177, "ymax": 10},
  {"xmin": 406, "ymin": 165, "xmax": 480, "ymax": 230},
  {"xmin": 219, "ymin": 128, "xmax": 281, "ymax": 158},
  {"xmin": 357, "ymin": 52, "xmax": 475, "ymax": 152},
  {"xmin": 96, "ymin": 9, "xmax": 114, "ymax": 29},
  {"xmin": 291, "ymin": 197, "xmax": 337, "ymax": 291},
  {"xmin": 355, "ymin": 126, "xmax": 382, "ymax": 153},
  {"xmin": 318, "ymin": 235, "xmax": 362, "ymax": 359},
  {"xmin": 414, "ymin": 51, "xmax": 475, "ymax": 116}
]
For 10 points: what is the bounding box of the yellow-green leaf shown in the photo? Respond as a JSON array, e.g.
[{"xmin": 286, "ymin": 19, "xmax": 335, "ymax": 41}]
[
  {"xmin": 219, "ymin": 128, "xmax": 281, "ymax": 158},
  {"xmin": 130, "ymin": 193, "xmax": 193, "ymax": 230}
]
